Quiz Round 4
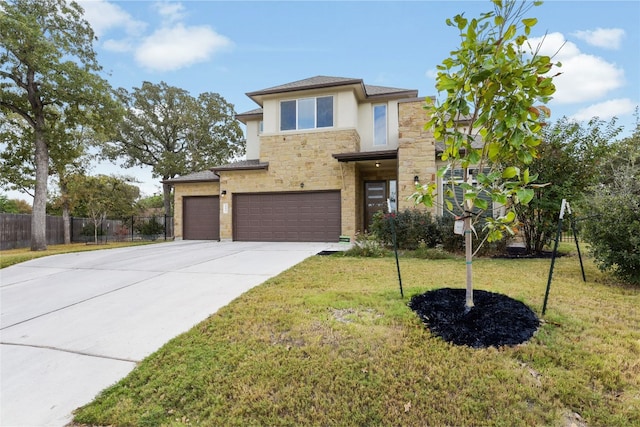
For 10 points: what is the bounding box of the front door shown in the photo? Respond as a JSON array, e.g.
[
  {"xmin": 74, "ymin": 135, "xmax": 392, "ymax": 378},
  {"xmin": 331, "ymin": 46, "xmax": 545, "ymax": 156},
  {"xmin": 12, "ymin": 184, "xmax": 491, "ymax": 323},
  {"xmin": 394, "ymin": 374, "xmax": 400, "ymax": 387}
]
[{"xmin": 364, "ymin": 181, "xmax": 387, "ymax": 230}]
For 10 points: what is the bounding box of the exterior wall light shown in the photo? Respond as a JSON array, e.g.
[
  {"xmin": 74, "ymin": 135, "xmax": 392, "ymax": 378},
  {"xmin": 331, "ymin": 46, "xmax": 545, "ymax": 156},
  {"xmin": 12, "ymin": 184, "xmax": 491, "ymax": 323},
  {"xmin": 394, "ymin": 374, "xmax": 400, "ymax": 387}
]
[
  {"xmin": 414, "ymin": 176, "xmax": 419, "ymax": 186},
  {"xmin": 375, "ymin": 161, "xmax": 380, "ymax": 168},
  {"xmin": 221, "ymin": 190, "xmax": 227, "ymax": 197},
  {"xmin": 300, "ymin": 182, "xmax": 304, "ymax": 188}
]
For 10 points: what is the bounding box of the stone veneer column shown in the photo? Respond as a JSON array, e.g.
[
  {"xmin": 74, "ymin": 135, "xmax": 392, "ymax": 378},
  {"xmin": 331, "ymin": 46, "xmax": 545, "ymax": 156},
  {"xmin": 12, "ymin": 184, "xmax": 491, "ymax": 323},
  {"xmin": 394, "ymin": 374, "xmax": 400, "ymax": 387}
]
[{"xmin": 397, "ymin": 98, "xmax": 437, "ymax": 213}]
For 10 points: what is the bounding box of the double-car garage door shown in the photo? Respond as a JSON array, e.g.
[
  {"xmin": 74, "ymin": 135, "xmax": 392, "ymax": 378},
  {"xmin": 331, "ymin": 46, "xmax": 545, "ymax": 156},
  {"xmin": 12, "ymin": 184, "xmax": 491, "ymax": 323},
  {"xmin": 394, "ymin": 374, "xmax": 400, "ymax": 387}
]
[{"xmin": 234, "ymin": 191, "xmax": 341, "ymax": 242}]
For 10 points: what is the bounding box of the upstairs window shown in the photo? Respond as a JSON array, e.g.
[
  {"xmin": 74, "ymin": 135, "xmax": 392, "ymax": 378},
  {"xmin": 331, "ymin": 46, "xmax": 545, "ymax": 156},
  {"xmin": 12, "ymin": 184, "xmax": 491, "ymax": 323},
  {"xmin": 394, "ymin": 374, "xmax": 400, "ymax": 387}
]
[
  {"xmin": 280, "ymin": 96, "xmax": 333, "ymax": 131},
  {"xmin": 373, "ymin": 104, "xmax": 387, "ymax": 146}
]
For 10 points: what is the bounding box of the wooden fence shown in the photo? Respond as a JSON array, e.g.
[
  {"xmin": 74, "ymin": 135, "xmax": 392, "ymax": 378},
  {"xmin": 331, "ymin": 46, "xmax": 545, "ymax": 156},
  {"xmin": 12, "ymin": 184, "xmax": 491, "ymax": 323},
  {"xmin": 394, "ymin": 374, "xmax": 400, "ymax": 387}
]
[
  {"xmin": 0, "ymin": 214, "xmax": 67, "ymax": 250},
  {"xmin": 0, "ymin": 214, "xmax": 173, "ymax": 250}
]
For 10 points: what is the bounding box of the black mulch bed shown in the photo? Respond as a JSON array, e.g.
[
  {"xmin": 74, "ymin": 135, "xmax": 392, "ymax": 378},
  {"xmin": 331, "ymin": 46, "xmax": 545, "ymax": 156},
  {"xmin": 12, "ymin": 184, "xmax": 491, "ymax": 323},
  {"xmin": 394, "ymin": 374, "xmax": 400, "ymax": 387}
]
[{"xmin": 409, "ymin": 288, "xmax": 540, "ymax": 348}]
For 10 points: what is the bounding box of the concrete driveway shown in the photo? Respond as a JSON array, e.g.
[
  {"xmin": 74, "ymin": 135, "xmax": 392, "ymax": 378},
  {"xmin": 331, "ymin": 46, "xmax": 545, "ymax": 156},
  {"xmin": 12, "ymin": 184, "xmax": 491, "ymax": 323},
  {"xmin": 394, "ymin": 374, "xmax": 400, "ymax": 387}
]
[{"xmin": 1, "ymin": 240, "xmax": 342, "ymax": 427}]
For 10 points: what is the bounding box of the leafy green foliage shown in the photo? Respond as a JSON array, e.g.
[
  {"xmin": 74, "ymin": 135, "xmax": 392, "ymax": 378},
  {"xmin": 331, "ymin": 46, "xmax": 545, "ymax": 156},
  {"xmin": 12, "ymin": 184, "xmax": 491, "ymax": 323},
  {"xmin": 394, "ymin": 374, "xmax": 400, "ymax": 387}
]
[
  {"xmin": 582, "ymin": 123, "xmax": 640, "ymax": 285},
  {"xmin": 367, "ymin": 211, "xmax": 509, "ymax": 256},
  {"xmin": 414, "ymin": 0, "xmax": 558, "ymax": 240},
  {"xmin": 341, "ymin": 231, "xmax": 388, "ymax": 257},
  {"xmin": 0, "ymin": 0, "xmax": 123, "ymax": 250},
  {"xmin": 412, "ymin": 0, "xmax": 559, "ymax": 309},
  {"xmin": 62, "ymin": 174, "xmax": 139, "ymax": 244},
  {"xmin": 67, "ymin": 175, "xmax": 140, "ymax": 220},
  {"xmin": 515, "ymin": 117, "xmax": 623, "ymax": 254},
  {"xmin": 370, "ymin": 210, "xmax": 443, "ymax": 250},
  {"xmin": 135, "ymin": 217, "xmax": 165, "ymax": 238},
  {"xmin": 104, "ymin": 81, "xmax": 245, "ymax": 215},
  {"xmin": 0, "ymin": 194, "xmax": 31, "ymax": 214}
]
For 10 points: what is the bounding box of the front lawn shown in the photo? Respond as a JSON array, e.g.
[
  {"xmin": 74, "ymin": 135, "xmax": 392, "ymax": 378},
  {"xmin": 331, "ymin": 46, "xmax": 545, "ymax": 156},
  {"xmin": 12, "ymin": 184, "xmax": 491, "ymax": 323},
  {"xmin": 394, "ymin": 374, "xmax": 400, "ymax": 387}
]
[{"xmin": 73, "ymin": 250, "xmax": 640, "ymax": 426}]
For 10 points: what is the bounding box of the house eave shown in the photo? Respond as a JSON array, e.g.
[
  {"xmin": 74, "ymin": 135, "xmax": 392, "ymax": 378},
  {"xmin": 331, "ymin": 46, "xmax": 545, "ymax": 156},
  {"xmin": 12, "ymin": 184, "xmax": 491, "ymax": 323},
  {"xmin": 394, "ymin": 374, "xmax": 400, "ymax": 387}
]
[
  {"xmin": 212, "ymin": 162, "xmax": 269, "ymax": 172},
  {"xmin": 332, "ymin": 150, "xmax": 398, "ymax": 162}
]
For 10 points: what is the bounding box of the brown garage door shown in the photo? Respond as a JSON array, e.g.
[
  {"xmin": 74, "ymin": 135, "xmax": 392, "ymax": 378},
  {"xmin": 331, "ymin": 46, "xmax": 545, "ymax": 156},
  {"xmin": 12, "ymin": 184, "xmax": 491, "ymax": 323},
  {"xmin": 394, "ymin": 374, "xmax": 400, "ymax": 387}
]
[
  {"xmin": 183, "ymin": 196, "xmax": 220, "ymax": 240},
  {"xmin": 233, "ymin": 191, "xmax": 341, "ymax": 242}
]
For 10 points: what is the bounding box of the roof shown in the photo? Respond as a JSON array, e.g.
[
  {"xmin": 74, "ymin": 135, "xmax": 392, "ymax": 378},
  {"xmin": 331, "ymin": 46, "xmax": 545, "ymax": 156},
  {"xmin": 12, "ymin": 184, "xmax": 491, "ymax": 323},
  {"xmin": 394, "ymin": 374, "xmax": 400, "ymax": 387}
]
[
  {"xmin": 435, "ymin": 135, "xmax": 484, "ymax": 154},
  {"xmin": 212, "ymin": 159, "xmax": 269, "ymax": 172},
  {"xmin": 244, "ymin": 75, "xmax": 418, "ymax": 107},
  {"xmin": 162, "ymin": 170, "xmax": 220, "ymax": 184},
  {"xmin": 235, "ymin": 107, "xmax": 263, "ymax": 123}
]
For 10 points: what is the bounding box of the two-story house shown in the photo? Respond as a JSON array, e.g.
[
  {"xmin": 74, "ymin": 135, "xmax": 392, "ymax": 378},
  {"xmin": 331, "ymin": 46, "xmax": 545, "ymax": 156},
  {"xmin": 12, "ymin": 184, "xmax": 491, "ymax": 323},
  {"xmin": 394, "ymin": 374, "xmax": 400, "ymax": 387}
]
[{"xmin": 166, "ymin": 75, "xmax": 438, "ymax": 242}]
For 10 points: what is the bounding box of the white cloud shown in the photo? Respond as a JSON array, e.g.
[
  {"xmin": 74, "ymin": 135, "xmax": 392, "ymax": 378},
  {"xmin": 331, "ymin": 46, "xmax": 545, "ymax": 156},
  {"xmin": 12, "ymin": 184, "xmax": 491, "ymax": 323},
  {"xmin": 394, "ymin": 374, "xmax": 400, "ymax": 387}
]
[
  {"xmin": 77, "ymin": 0, "xmax": 146, "ymax": 38},
  {"xmin": 153, "ymin": 1, "xmax": 187, "ymax": 25},
  {"xmin": 103, "ymin": 39, "xmax": 133, "ymax": 53},
  {"xmin": 135, "ymin": 24, "xmax": 233, "ymax": 72},
  {"xmin": 570, "ymin": 98, "xmax": 637, "ymax": 121},
  {"xmin": 529, "ymin": 32, "xmax": 625, "ymax": 104},
  {"xmin": 425, "ymin": 68, "xmax": 438, "ymax": 80},
  {"xmin": 572, "ymin": 28, "xmax": 625, "ymax": 50}
]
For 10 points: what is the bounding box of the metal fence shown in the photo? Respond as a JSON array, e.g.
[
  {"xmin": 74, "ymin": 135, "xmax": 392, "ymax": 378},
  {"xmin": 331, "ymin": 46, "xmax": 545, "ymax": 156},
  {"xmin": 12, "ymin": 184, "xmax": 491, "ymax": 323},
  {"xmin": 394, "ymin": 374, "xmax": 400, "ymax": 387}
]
[{"xmin": 0, "ymin": 214, "xmax": 173, "ymax": 250}]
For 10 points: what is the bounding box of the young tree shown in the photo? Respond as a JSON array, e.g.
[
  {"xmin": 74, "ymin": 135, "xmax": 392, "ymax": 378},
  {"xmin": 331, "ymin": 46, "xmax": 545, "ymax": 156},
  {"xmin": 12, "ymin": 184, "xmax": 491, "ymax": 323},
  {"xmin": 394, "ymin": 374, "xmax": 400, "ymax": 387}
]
[
  {"xmin": 66, "ymin": 174, "xmax": 140, "ymax": 244},
  {"xmin": 103, "ymin": 81, "xmax": 245, "ymax": 216},
  {"xmin": 413, "ymin": 0, "xmax": 558, "ymax": 311},
  {"xmin": 0, "ymin": 0, "xmax": 122, "ymax": 251},
  {"xmin": 515, "ymin": 116, "xmax": 622, "ymax": 254}
]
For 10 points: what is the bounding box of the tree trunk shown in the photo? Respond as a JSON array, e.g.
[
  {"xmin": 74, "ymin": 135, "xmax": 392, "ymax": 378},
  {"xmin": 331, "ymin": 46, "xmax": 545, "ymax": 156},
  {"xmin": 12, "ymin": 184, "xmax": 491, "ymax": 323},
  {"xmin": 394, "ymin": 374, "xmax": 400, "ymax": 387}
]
[
  {"xmin": 464, "ymin": 171, "xmax": 474, "ymax": 312},
  {"xmin": 464, "ymin": 214, "xmax": 474, "ymax": 312},
  {"xmin": 60, "ymin": 180, "xmax": 71, "ymax": 244},
  {"xmin": 28, "ymin": 67, "xmax": 48, "ymax": 251},
  {"xmin": 31, "ymin": 130, "xmax": 48, "ymax": 251},
  {"xmin": 163, "ymin": 181, "xmax": 172, "ymax": 217},
  {"xmin": 62, "ymin": 205, "xmax": 71, "ymax": 244}
]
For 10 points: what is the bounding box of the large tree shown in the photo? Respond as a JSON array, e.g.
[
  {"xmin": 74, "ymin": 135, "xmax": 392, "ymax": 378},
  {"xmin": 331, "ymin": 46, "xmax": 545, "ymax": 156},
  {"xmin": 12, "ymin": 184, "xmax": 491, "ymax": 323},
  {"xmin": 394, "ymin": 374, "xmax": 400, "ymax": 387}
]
[
  {"xmin": 0, "ymin": 0, "xmax": 121, "ymax": 250},
  {"xmin": 413, "ymin": 0, "xmax": 558, "ymax": 311},
  {"xmin": 515, "ymin": 116, "xmax": 622, "ymax": 254},
  {"xmin": 104, "ymin": 81, "xmax": 245, "ymax": 216}
]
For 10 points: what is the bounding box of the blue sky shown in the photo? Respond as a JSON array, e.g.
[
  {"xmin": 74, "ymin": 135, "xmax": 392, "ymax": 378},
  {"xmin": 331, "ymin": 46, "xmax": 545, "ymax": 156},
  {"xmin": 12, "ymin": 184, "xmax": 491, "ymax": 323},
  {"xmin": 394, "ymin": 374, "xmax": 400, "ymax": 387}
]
[{"xmin": 6, "ymin": 0, "xmax": 640, "ymax": 200}]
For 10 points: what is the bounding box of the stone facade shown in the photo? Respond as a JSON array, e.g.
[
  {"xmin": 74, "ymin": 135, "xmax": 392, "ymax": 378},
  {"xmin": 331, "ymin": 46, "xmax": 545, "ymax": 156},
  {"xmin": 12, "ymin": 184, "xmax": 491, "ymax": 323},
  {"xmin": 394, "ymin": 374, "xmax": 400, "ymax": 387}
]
[
  {"xmin": 397, "ymin": 98, "xmax": 437, "ymax": 213},
  {"xmin": 217, "ymin": 129, "xmax": 360, "ymax": 240}
]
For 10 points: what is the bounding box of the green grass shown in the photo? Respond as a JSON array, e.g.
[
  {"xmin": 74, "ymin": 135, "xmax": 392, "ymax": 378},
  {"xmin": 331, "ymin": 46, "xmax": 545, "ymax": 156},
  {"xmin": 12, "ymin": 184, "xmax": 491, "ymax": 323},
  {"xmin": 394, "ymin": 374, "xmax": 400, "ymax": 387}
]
[
  {"xmin": 73, "ymin": 248, "xmax": 640, "ymax": 426},
  {"xmin": 0, "ymin": 241, "xmax": 164, "ymax": 269}
]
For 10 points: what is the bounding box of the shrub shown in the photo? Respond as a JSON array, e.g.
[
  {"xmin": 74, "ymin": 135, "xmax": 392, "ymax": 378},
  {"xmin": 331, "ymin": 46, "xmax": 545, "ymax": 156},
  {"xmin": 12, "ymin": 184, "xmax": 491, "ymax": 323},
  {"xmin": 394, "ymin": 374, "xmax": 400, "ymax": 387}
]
[
  {"xmin": 342, "ymin": 232, "xmax": 388, "ymax": 258},
  {"xmin": 81, "ymin": 223, "xmax": 104, "ymax": 237},
  {"xmin": 369, "ymin": 210, "xmax": 511, "ymax": 256},
  {"xmin": 136, "ymin": 217, "xmax": 165, "ymax": 238},
  {"xmin": 582, "ymin": 174, "xmax": 640, "ymax": 285},
  {"xmin": 370, "ymin": 209, "xmax": 442, "ymax": 250}
]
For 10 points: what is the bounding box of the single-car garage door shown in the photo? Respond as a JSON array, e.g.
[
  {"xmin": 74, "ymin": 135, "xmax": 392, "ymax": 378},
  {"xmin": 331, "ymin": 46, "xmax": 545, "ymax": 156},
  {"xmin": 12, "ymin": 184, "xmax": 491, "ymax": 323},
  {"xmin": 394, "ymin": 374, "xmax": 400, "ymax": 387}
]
[
  {"xmin": 233, "ymin": 191, "xmax": 341, "ymax": 242},
  {"xmin": 183, "ymin": 196, "xmax": 220, "ymax": 240}
]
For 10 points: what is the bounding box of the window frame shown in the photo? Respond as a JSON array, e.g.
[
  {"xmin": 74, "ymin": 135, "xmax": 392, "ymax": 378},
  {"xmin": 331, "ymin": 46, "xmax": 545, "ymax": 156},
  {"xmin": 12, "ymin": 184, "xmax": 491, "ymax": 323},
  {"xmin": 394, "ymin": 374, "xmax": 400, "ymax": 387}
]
[
  {"xmin": 373, "ymin": 103, "xmax": 388, "ymax": 146},
  {"xmin": 279, "ymin": 96, "xmax": 334, "ymax": 131}
]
